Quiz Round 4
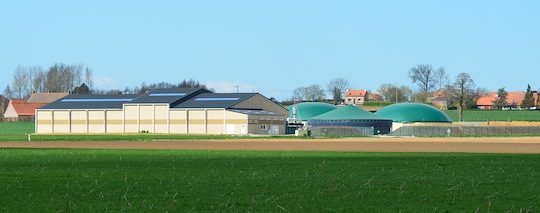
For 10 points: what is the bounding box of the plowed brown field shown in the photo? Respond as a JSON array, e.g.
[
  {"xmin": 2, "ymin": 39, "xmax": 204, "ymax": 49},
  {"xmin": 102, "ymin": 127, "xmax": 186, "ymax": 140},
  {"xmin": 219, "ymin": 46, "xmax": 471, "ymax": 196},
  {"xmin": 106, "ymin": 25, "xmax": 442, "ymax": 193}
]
[{"xmin": 2, "ymin": 137, "xmax": 540, "ymax": 153}]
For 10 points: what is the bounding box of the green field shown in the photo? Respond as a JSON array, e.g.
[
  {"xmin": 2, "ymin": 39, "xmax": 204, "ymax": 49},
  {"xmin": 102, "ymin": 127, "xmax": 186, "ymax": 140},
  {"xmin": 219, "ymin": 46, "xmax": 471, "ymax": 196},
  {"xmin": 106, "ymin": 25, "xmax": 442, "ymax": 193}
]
[
  {"xmin": 0, "ymin": 122, "xmax": 301, "ymax": 141},
  {"xmin": 0, "ymin": 122, "xmax": 34, "ymax": 141},
  {"xmin": 1, "ymin": 149, "xmax": 539, "ymax": 211},
  {"xmin": 445, "ymin": 110, "xmax": 540, "ymax": 122}
]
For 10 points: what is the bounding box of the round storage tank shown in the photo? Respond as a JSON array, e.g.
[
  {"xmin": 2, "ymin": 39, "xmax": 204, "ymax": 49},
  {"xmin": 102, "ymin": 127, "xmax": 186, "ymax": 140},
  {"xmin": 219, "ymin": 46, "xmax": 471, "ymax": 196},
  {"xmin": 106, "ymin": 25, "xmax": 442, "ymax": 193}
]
[
  {"xmin": 288, "ymin": 102, "xmax": 338, "ymax": 121},
  {"xmin": 375, "ymin": 103, "xmax": 452, "ymax": 123},
  {"xmin": 308, "ymin": 105, "xmax": 393, "ymax": 135}
]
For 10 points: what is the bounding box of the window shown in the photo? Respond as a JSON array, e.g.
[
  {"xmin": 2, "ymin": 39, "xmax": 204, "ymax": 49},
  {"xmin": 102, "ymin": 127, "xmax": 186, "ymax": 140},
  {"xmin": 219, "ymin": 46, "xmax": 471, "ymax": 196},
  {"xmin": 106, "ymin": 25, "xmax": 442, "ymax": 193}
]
[
  {"xmin": 194, "ymin": 97, "xmax": 240, "ymax": 101},
  {"xmin": 61, "ymin": 98, "xmax": 132, "ymax": 102},
  {"xmin": 260, "ymin": 125, "xmax": 267, "ymax": 130},
  {"xmin": 148, "ymin": 93, "xmax": 186, "ymax": 97}
]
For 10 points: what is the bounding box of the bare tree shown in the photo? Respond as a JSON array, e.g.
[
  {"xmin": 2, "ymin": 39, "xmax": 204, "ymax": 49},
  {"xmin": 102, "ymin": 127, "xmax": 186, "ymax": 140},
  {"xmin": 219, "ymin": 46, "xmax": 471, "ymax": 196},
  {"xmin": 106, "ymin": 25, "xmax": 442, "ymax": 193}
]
[
  {"xmin": 3, "ymin": 86, "xmax": 13, "ymax": 99},
  {"xmin": 12, "ymin": 66, "xmax": 31, "ymax": 99},
  {"xmin": 377, "ymin": 83, "xmax": 413, "ymax": 103},
  {"xmin": 305, "ymin": 84, "xmax": 326, "ymax": 101},
  {"xmin": 434, "ymin": 67, "xmax": 449, "ymax": 91},
  {"xmin": 46, "ymin": 63, "xmax": 85, "ymax": 92},
  {"xmin": 292, "ymin": 87, "xmax": 307, "ymax": 101},
  {"xmin": 327, "ymin": 78, "xmax": 350, "ymax": 104},
  {"xmin": 84, "ymin": 67, "xmax": 94, "ymax": 91},
  {"xmin": 408, "ymin": 64, "xmax": 435, "ymax": 102},
  {"xmin": 28, "ymin": 66, "xmax": 46, "ymax": 93},
  {"xmin": 448, "ymin": 73, "xmax": 476, "ymax": 121}
]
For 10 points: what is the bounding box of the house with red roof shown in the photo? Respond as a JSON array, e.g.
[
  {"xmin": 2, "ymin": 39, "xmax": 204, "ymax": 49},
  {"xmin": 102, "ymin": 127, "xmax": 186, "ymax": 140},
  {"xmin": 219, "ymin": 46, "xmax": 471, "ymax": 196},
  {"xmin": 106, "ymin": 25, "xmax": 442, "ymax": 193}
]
[
  {"xmin": 429, "ymin": 90, "xmax": 449, "ymax": 110},
  {"xmin": 2, "ymin": 92, "xmax": 67, "ymax": 121},
  {"xmin": 344, "ymin": 89, "xmax": 368, "ymax": 105},
  {"xmin": 476, "ymin": 91, "xmax": 538, "ymax": 110},
  {"xmin": 3, "ymin": 99, "xmax": 45, "ymax": 121}
]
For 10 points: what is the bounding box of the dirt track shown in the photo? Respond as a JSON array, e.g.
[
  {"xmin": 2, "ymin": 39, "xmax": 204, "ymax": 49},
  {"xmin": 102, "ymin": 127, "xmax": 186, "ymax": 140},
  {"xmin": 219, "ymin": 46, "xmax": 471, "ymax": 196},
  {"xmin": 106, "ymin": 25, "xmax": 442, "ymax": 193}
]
[{"xmin": 2, "ymin": 137, "xmax": 540, "ymax": 154}]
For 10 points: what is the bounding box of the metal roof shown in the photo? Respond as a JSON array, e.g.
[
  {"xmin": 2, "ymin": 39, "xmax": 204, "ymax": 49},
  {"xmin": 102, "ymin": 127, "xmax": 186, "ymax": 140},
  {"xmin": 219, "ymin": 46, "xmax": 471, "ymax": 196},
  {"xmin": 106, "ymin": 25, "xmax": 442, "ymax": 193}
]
[
  {"xmin": 40, "ymin": 94, "xmax": 138, "ymax": 109},
  {"xmin": 375, "ymin": 103, "xmax": 452, "ymax": 123},
  {"xmin": 27, "ymin": 92, "xmax": 68, "ymax": 104},
  {"xmin": 129, "ymin": 88, "xmax": 208, "ymax": 104},
  {"xmin": 309, "ymin": 105, "xmax": 389, "ymax": 121},
  {"xmin": 38, "ymin": 89, "xmax": 266, "ymax": 110},
  {"xmin": 228, "ymin": 109, "xmax": 276, "ymax": 115},
  {"xmin": 173, "ymin": 93, "xmax": 256, "ymax": 108}
]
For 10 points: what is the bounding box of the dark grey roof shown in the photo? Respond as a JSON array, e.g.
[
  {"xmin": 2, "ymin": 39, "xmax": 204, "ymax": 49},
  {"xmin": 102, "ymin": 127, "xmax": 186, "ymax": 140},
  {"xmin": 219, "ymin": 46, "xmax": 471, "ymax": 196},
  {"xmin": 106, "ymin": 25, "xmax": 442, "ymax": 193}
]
[
  {"xmin": 229, "ymin": 109, "xmax": 276, "ymax": 115},
  {"xmin": 172, "ymin": 93, "xmax": 256, "ymax": 109},
  {"xmin": 40, "ymin": 94, "xmax": 138, "ymax": 109},
  {"xmin": 129, "ymin": 88, "xmax": 208, "ymax": 104}
]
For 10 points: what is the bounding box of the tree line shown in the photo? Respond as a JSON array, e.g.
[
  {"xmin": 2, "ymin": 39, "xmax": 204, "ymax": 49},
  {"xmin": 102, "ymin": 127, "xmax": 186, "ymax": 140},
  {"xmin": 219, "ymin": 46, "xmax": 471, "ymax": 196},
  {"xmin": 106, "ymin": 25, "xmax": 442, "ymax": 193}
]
[
  {"xmin": 291, "ymin": 64, "xmax": 539, "ymax": 121},
  {"xmin": 94, "ymin": 80, "xmax": 209, "ymax": 95},
  {"xmin": 2, "ymin": 64, "xmax": 209, "ymax": 99},
  {"xmin": 3, "ymin": 63, "xmax": 94, "ymax": 99},
  {"xmin": 292, "ymin": 78, "xmax": 350, "ymax": 105}
]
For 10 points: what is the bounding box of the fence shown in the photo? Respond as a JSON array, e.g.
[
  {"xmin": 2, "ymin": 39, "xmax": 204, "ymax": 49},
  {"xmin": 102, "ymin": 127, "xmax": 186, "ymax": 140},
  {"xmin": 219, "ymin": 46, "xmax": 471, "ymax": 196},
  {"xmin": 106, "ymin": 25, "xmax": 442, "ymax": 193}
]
[
  {"xmin": 390, "ymin": 126, "xmax": 540, "ymax": 137},
  {"xmin": 311, "ymin": 126, "xmax": 374, "ymax": 137}
]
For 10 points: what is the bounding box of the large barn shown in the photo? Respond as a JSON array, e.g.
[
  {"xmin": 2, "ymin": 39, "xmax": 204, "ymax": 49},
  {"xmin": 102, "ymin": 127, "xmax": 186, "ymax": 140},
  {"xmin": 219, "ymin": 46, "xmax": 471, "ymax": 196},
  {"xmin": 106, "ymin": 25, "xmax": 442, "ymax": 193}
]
[{"xmin": 35, "ymin": 88, "xmax": 288, "ymax": 135}]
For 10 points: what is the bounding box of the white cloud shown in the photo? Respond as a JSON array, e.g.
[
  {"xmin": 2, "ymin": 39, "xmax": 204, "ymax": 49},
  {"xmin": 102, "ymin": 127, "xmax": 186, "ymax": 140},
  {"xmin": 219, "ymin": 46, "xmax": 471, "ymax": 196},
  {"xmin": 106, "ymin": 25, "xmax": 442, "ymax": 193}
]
[
  {"xmin": 93, "ymin": 76, "xmax": 119, "ymax": 89},
  {"xmin": 205, "ymin": 81, "xmax": 258, "ymax": 93}
]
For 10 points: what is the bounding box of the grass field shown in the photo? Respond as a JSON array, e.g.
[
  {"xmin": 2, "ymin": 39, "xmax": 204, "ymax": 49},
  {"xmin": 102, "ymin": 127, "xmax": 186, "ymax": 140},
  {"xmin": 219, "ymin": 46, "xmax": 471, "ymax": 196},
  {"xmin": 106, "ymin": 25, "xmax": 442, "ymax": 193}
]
[
  {"xmin": 445, "ymin": 110, "xmax": 540, "ymax": 122},
  {"xmin": 1, "ymin": 149, "xmax": 539, "ymax": 211},
  {"xmin": 0, "ymin": 122, "xmax": 302, "ymax": 141},
  {"xmin": 0, "ymin": 122, "xmax": 34, "ymax": 141}
]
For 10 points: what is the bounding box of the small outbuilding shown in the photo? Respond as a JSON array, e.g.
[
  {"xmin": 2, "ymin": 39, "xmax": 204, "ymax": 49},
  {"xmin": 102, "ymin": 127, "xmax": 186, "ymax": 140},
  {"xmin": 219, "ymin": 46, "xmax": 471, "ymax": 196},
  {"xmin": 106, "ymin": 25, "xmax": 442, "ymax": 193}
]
[{"xmin": 308, "ymin": 105, "xmax": 393, "ymax": 135}]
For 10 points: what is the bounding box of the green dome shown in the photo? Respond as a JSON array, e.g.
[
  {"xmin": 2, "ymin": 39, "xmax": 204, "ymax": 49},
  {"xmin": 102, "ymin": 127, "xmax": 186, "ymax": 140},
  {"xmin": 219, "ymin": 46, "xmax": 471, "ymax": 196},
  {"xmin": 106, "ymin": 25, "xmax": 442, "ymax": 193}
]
[
  {"xmin": 375, "ymin": 103, "xmax": 452, "ymax": 123},
  {"xmin": 288, "ymin": 102, "xmax": 337, "ymax": 121},
  {"xmin": 310, "ymin": 105, "xmax": 389, "ymax": 120}
]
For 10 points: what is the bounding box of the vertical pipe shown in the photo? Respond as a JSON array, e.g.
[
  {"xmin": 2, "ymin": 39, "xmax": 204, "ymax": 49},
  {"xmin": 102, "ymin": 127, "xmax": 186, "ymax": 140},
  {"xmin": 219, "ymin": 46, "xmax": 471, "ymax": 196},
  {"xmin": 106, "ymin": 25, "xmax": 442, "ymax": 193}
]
[
  {"xmin": 123, "ymin": 105, "xmax": 126, "ymax": 133},
  {"xmin": 51, "ymin": 110, "xmax": 55, "ymax": 134},
  {"xmin": 34, "ymin": 109, "xmax": 38, "ymax": 134},
  {"xmin": 86, "ymin": 110, "xmax": 89, "ymax": 134},
  {"xmin": 68, "ymin": 110, "xmax": 72, "ymax": 133},
  {"xmin": 186, "ymin": 109, "xmax": 189, "ymax": 134},
  {"xmin": 204, "ymin": 109, "xmax": 208, "ymax": 134},
  {"xmin": 104, "ymin": 110, "xmax": 107, "ymax": 133},
  {"xmin": 167, "ymin": 105, "xmax": 170, "ymax": 134},
  {"xmin": 153, "ymin": 104, "xmax": 156, "ymax": 133}
]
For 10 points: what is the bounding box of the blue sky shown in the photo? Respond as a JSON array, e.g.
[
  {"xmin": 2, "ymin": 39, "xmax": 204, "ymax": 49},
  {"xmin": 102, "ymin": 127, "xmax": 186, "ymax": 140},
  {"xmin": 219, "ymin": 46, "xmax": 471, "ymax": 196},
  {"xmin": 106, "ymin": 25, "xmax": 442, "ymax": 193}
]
[{"xmin": 1, "ymin": 0, "xmax": 539, "ymax": 100}]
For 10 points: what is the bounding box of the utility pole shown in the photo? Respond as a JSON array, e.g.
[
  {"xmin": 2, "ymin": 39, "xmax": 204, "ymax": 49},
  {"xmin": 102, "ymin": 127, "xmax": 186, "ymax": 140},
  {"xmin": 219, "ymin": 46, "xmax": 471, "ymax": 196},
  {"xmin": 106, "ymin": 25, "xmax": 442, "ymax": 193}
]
[
  {"xmin": 236, "ymin": 85, "xmax": 239, "ymax": 93},
  {"xmin": 395, "ymin": 87, "xmax": 398, "ymax": 103}
]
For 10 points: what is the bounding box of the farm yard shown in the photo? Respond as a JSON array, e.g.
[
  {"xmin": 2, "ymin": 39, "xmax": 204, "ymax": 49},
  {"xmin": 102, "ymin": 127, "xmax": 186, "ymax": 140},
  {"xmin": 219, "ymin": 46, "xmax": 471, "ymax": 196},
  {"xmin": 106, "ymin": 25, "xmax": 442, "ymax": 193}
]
[{"xmin": 1, "ymin": 149, "xmax": 540, "ymax": 212}]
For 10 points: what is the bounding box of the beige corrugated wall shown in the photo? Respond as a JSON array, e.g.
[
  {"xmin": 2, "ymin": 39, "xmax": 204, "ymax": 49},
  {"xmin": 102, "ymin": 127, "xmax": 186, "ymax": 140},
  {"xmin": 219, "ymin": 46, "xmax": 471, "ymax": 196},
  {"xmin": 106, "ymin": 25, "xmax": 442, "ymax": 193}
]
[
  {"xmin": 36, "ymin": 110, "xmax": 52, "ymax": 134},
  {"xmin": 106, "ymin": 110, "xmax": 124, "ymax": 133},
  {"xmin": 35, "ymin": 101, "xmax": 283, "ymax": 135},
  {"xmin": 70, "ymin": 111, "xmax": 87, "ymax": 133},
  {"xmin": 169, "ymin": 110, "xmax": 187, "ymax": 133},
  {"xmin": 52, "ymin": 111, "xmax": 69, "ymax": 133},
  {"xmin": 88, "ymin": 111, "xmax": 105, "ymax": 133},
  {"xmin": 124, "ymin": 105, "xmax": 138, "ymax": 133},
  {"xmin": 155, "ymin": 105, "xmax": 169, "ymax": 133}
]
